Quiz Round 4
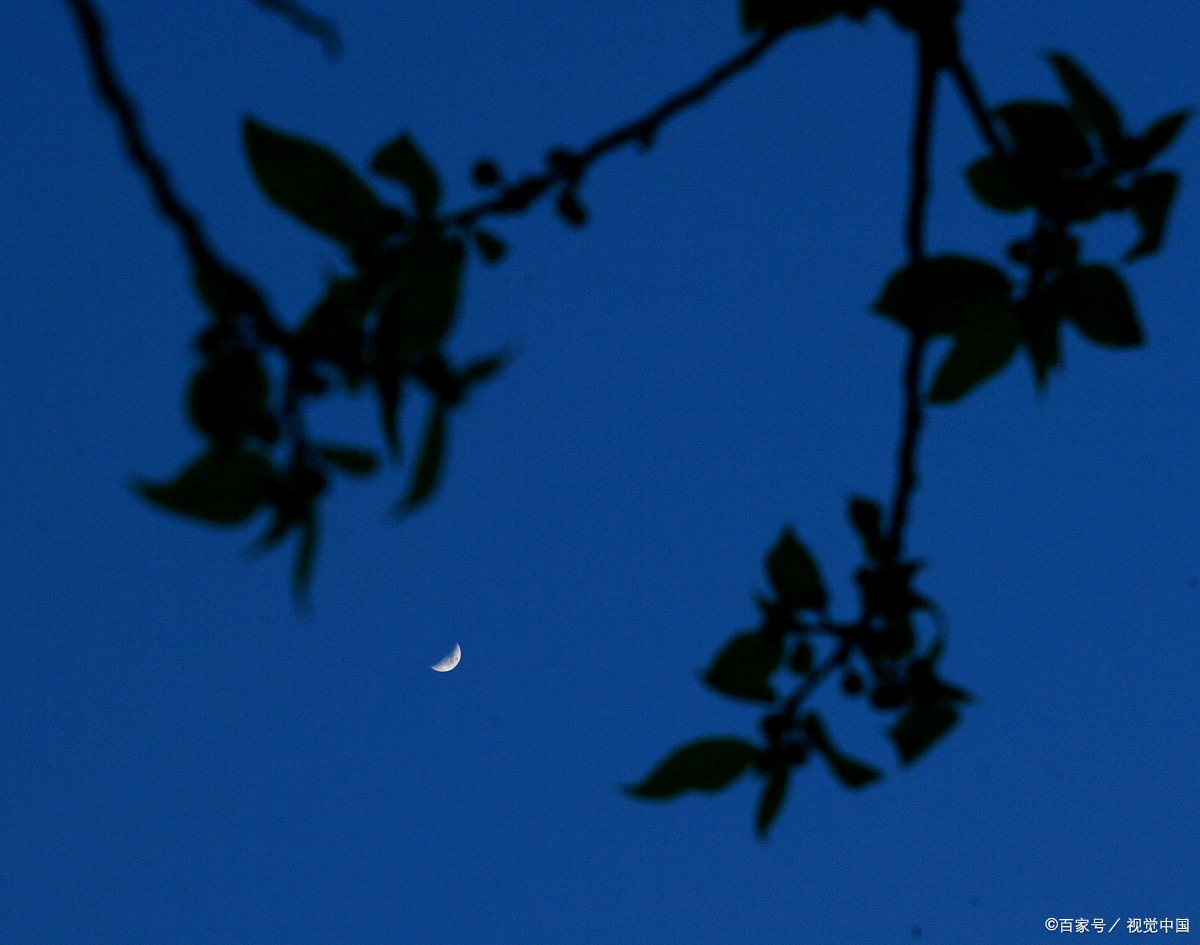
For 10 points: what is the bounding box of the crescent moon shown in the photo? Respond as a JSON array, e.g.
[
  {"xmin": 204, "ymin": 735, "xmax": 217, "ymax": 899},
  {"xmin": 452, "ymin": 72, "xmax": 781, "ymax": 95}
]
[{"xmin": 431, "ymin": 643, "xmax": 461, "ymax": 672}]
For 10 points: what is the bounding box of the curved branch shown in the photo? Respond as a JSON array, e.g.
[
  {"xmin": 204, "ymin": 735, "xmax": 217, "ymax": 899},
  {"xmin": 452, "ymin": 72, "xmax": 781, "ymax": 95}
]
[{"xmin": 448, "ymin": 26, "xmax": 792, "ymax": 229}]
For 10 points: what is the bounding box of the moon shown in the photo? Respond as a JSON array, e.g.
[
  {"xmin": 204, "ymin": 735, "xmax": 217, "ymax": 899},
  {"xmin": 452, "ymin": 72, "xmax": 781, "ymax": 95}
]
[{"xmin": 431, "ymin": 643, "xmax": 461, "ymax": 672}]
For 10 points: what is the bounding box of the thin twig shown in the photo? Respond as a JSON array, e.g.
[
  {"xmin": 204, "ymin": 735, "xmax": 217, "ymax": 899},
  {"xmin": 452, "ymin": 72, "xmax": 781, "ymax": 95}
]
[
  {"xmin": 448, "ymin": 27, "xmax": 791, "ymax": 229},
  {"xmin": 885, "ymin": 27, "xmax": 941, "ymax": 558},
  {"xmin": 62, "ymin": 0, "xmax": 281, "ymax": 344}
]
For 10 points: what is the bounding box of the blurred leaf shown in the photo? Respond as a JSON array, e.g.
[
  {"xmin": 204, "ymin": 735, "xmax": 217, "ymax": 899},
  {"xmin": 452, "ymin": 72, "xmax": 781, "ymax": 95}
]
[
  {"xmin": 376, "ymin": 230, "xmax": 466, "ymax": 362},
  {"xmin": 965, "ymin": 155, "xmax": 1029, "ymax": 213},
  {"xmin": 1061, "ymin": 265, "xmax": 1142, "ymax": 347},
  {"xmin": 473, "ymin": 229, "xmax": 507, "ymax": 264},
  {"xmin": 1046, "ymin": 52, "xmax": 1122, "ymax": 146},
  {"xmin": 1124, "ymin": 171, "xmax": 1179, "ymax": 261},
  {"xmin": 996, "ymin": 101, "xmax": 1092, "ymax": 170},
  {"xmin": 875, "ymin": 256, "xmax": 1012, "ymax": 335},
  {"xmin": 296, "ymin": 276, "xmax": 377, "ymax": 385},
  {"xmin": 1132, "ymin": 109, "xmax": 1191, "ymax": 165},
  {"xmin": 187, "ymin": 349, "xmax": 269, "ymax": 443},
  {"xmin": 371, "ymin": 133, "xmax": 441, "ymax": 216},
  {"xmin": 890, "ymin": 699, "xmax": 960, "ymax": 764},
  {"xmin": 703, "ymin": 631, "xmax": 783, "ymax": 703},
  {"xmin": 398, "ymin": 405, "xmax": 446, "ymax": 514},
  {"xmin": 739, "ymin": 0, "xmax": 838, "ymax": 32},
  {"xmin": 1022, "ymin": 310, "xmax": 1061, "ymax": 388},
  {"xmin": 627, "ymin": 738, "xmax": 757, "ymax": 799},
  {"xmin": 462, "ymin": 350, "xmax": 510, "ymax": 386},
  {"xmin": 292, "ymin": 513, "xmax": 319, "ymax": 605},
  {"xmin": 755, "ymin": 768, "xmax": 789, "ymax": 838},
  {"xmin": 789, "ymin": 640, "xmax": 813, "ymax": 674},
  {"xmin": 767, "ymin": 527, "xmax": 827, "ymax": 611},
  {"xmin": 243, "ymin": 117, "xmax": 382, "ymax": 247},
  {"xmin": 316, "ymin": 444, "xmax": 379, "ymax": 477},
  {"xmin": 374, "ymin": 368, "xmax": 404, "ymax": 460},
  {"xmin": 928, "ymin": 310, "xmax": 1021, "ymax": 403},
  {"xmin": 136, "ymin": 448, "xmax": 273, "ymax": 525},
  {"xmin": 802, "ymin": 713, "xmax": 881, "ymax": 789},
  {"xmin": 847, "ymin": 496, "xmax": 886, "ymax": 561}
]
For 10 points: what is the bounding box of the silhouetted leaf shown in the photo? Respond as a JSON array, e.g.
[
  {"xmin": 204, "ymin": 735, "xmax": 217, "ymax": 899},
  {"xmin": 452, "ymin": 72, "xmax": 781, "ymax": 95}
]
[
  {"xmin": 376, "ymin": 230, "xmax": 465, "ymax": 362},
  {"xmin": 755, "ymin": 768, "xmax": 789, "ymax": 838},
  {"xmin": 374, "ymin": 368, "xmax": 404, "ymax": 460},
  {"xmin": 928, "ymin": 310, "xmax": 1021, "ymax": 403},
  {"xmin": 789, "ymin": 640, "xmax": 813, "ymax": 674},
  {"xmin": 371, "ymin": 133, "xmax": 441, "ymax": 216},
  {"xmin": 767, "ymin": 527, "xmax": 827, "ymax": 610},
  {"xmin": 243, "ymin": 117, "xmax": 382, "ymax": 247},
  {"xmin": 1022, "ymin": 310, "xmax": 1061, "ymax": 388},
  {"xmin": 740, "ymin": 0, "xmax": 838, "ymax": 32},
  {"xmin": 187, "ymin": 349, "xmax": 269, "ymax": 443},
  {"xmin": 875, "ymin": 256, "xmax": 1012, "ymax": 336},
  {"xmin": 462, "ymin": 350, "xmax": 510, "ymax": 385},
  {"xmin": 316, "ymin": 445, "xmax": 379, "ymax": 477},
  {"xmin": 137, "ymin": 448, "xmax": 273, "ymax": 525},
  {"xmin": 292, "ymin": 513, "xmax": 319, "ymax": 605},
  {"xmin": 996, "ymin": 101, "xmax": 1092, "ymax": 170},
  {"xmin": 965, "ymin": 155, "xmax": 1028, "ymax": 212},
  {"xmin": 471, "ymin": 158, "xmax": 502, "ymax": 188},
  {"xmin": 296, "ymin": 276, "xmax": 377, "ymax": 385},
  {"xmin": 1124, "ymin": 171, "xmax": 1179, "ymax": 261},
  {"xmin": 1061, "ymin": 265, "xmax": 1142, "ymax": 346},
  {"xmin": 398, "ymin": 405, "xmax": 446, "ymax": 513},
  {"xmin": 890, "ymin": 699, "xmax": 959, "ymax": 764},
  {"xmin": 627, "ymin": 738, "xmax": 757, "ymax": 799},
  {"xmin": 848, "ymin": 496, "xmax": 886, "ymax": 561},
  {"xmin": 473, "ymin": 229, "xmax": 507, "ymax": 264},
  {"xmin": 802, "ymin": 713, "xmax": 881, "ymax": 789},
  {"xmin": 1046, "ymin": 52, "xmax": 1122, "ymax": 147},
  {"xmin": 703, "ymin": 631, "xmax": 783, "ymax": 703},
  {"xmin": 1132, "ymin": 109, "xmax": 1191, "ymax": 165}
]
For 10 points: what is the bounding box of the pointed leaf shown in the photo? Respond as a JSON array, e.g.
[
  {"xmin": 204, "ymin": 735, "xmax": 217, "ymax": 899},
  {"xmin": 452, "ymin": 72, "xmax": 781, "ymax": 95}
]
[
  {"xmin": 965, "ymin": 155, "xmax": 1029, "ymax": 212},
  {"xmin": 1062, "ymin": 265, "xmax": 1142, "ymax": 347},
  {"xmin": 316, "ymin": 445, "xmax": 379, "ymax": 477},
  {"xmin": 243, "ymin": 117, "xmax": 382, "ymax": 247},
  {"xmin": 1133, "ymin": 109, "xmax": 1191, "ymax": 165},
  {"xmin": 136, "ymin": 448, "xmax": 273, "ymax": 525},
  {"xmin": 627, "ymin": 738, "xmax": 757, "ymax": 799},
  {"xmin": 371, "ymin": 133, "xmax": 441, "ymax": 216},
  {"xmin": 928, "ymin": 310, "xmax": 1021, "ymax": 403},
  {"xmin": 399, "ymin": 405, "xmax": 446, "ymax": 513},
  {"xmin": 376, "ymin": 231, "xmax": 465, "ymax": 362},
  {"xmin": 847, "ymin": 496, "xmax": 886, "ymax": 561},
  {"xmin": 755, "ymin": 768, "xmax": 789, "ymax": 838},
  {"xmin": 703, "ymin": 631, "xmax": 783, "ymax": 703},
  {"xmin": 556, "ymin": 189, "xmax": 587, "ymax": 227},
  {"xmin": 802, "ymin": 713, "xmax": 881, "ymax": 789},
  {"xmin": 996, "ymin": 101, "xmax": 1092, "ymax": 170},
  {"xmin": 1124, "ymin": 171, "xmax": 1179, "ymax": 261},
  {"xmin": 292, "ymin": 513, "xmax": 319, "ymax": 606},
  {"xmin": 1046, "ymin": 53, "xmax": 1122, "ymax": 146},
  {"xmin": 767, "ymin": 527, "xmax": 827, "ymax": 610},
  {"xmin": 875, "ymin": 256, "xmax": 1012, "ymax": 336},
  {"xmin": 462, "ymin": 350, "xmax": 510, "ymax": 385},
  {"xmin": 890, "ymin": 698, "xmax": 960, "ymax": 764}
]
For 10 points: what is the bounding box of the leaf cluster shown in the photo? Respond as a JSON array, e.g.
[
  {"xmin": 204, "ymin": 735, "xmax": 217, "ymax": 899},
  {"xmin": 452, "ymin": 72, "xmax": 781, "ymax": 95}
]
[
  {"xmin": 874, "ymin": 54, "xmax": 1189, "ymax": 402},
  {"xmin": 628, "ymin": 499, "xmax": 970, "ymax": 837},
  {"xmin": 137, "ymin": 120, "xmax": 511, "ymax": 599}
]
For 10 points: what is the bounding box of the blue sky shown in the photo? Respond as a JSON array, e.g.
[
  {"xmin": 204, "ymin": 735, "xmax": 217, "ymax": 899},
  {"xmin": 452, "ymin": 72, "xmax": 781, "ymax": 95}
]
[{"xmin": 2, "ymin": 1, "xmax": 1198, "ymax": 943}]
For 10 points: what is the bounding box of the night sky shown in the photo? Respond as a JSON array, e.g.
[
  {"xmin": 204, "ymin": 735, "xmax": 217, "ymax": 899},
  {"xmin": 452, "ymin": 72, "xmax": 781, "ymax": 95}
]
[{"xmin": 2, "ymin": 2, "xmax": 1198, "ymax": 943}]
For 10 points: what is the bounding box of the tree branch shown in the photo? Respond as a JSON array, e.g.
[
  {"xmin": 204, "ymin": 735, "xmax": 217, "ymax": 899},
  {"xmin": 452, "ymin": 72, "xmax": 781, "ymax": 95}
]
[
  {"xmin": 885, "ymin": 26, "xmax": 941, "ymax": 558},
  {"xmin": 448, "ymin": 26, "xmax": 792, "ymax": 229}
]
